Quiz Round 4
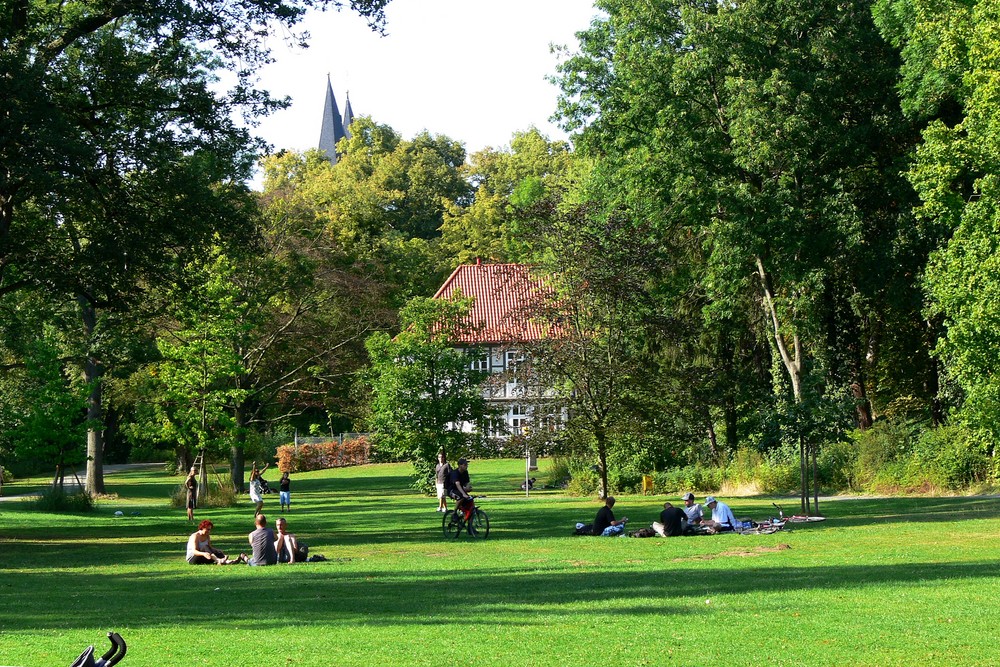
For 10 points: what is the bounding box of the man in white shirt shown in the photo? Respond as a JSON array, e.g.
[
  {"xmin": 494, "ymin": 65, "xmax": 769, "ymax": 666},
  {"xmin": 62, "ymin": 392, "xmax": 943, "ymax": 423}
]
[{"xmin": 702, "ymin": 496, "xmax": 738, "ymax": 533}]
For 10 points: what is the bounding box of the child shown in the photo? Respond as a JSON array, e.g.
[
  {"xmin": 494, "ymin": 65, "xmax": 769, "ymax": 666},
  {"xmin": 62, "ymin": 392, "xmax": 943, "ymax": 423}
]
[{"xmin": 279, "ymin": 471, "xmax": 291, "ymax": 512}]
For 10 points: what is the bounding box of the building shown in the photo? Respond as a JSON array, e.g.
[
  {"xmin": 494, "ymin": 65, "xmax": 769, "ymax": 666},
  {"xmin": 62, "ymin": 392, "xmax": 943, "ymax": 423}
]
[
  {"xmin": 432, "ymin": 261, "xmax": 564, "ymax": 440},
  {"xmin": 318, "ymin": 76, "xmax": 355, "ymax": 164}
]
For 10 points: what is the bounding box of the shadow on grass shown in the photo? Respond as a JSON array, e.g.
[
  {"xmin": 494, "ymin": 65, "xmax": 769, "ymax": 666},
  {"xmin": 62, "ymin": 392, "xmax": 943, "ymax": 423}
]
[{"xmin": 2, "ymin": 557, "xmax": 999, "ymax": 632}]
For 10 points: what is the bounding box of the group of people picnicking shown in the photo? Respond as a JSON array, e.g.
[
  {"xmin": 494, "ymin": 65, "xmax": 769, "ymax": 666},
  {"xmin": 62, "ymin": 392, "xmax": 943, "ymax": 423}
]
[
  {"xmin": 185, "ymin": 461, "xmax": 303, "ymax": 566},
  {"xmin": 186, "ymin": 515, "xmax": 306, "ymax": 566},
  {"xmin": 185, "ymin": 450, "xmax": 738, "ymax": 562},
  {"xmin": 590, "ymin": 492, "xmax": 740, "ymax": 537}
]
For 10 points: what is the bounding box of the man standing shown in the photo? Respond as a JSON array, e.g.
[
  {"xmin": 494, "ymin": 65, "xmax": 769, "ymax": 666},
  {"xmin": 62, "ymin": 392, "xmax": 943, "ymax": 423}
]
[
  {"xmin": 434, "ymin": 451, "xmax": 452, "ymax": 513},
  {"xmin": 185, "ymin": 467, "xmax": 198, "ymax": 522},
  {"xmin": 703, "ymin": 496, "xmax": 738, "ymax": 533},
  {"xmin": 653, "ymin": 501, "xmax": 687, "ymax": 537},
  {"xmin": 248, "ymin": 514, "xmax": 277, "ymax": 566},
  {"xmin": 593, "ymin": 496, "xmax": 628, "ymax": 536},
  {"xmin": 682, "ymin": 492, "xmax": 703, "ymax": 525}
]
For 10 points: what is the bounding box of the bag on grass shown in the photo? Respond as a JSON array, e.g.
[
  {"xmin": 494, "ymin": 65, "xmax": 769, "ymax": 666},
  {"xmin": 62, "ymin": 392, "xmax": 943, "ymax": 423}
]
[
  {"xmin": 573, "ymin": 522, "xmax": 593, "ymax": 536},
  {"xmin": 630, "ymin": 527, "xmax": 657, "ymax": 538}
]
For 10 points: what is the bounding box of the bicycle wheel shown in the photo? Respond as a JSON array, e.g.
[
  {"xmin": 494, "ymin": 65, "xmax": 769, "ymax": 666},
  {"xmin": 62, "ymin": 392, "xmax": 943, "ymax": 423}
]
[
  {"xmin": 443, "ymin": 510, "xmax": 463, "ymax": 538},
  {"xmin": 469, "ymin": 508, "xmax": 490, "ymax": 539}
]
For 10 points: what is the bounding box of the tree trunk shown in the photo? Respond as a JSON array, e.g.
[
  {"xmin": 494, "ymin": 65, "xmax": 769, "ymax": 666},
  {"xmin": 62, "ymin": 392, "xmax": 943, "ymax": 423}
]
[
  {"xmin": 231, "ymin": 403, "xmax": 247, "ymax": 493},
  {"xmin": 79, "ymin": 296, "xmax": 105, "ymax": 495},
  {"xmin": 724, "ymin": 395, "xmax": 738, "ymax": 452},
  {"xmin": 851, "ymin": 381, "xmax": 873, "ymax": 431},
  {"xmin": 757, "ymin": 257, "xmax": 809, "ymax": 510},
  {"xmin": 595, "ymin": 427, "xmax": 609, "ymax": 499},
  {"xmin": 706, "ymin": 420, "xmax": 719, "ymax": 461}
]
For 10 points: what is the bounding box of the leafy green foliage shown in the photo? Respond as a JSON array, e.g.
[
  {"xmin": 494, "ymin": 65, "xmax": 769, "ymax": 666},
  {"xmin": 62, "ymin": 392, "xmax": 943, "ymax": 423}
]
[{"xmin": 364, "ymin": 297, "xmax": 497, "ymax": 487}]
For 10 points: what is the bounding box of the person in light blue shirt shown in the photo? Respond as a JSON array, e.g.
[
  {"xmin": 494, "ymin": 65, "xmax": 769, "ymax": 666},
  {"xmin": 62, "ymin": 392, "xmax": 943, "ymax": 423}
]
[{"xmin": 703, "ymin": 496, "xmax": 738, "ymax": 533}]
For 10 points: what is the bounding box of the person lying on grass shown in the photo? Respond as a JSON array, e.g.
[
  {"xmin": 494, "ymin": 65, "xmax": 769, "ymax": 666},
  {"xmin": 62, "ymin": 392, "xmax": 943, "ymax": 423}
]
[{"xmin": 186, "ymin": 520, "xmax": 246, "ymax": 564}]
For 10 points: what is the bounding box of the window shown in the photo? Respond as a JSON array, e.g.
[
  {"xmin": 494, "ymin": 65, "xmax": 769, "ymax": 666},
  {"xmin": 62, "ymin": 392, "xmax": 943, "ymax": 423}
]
[
  {"xmin": 505, "ymin": 350, "xmax": 524, "ymax": 370},
  {"xmin": 510, "ymin": 404, "xmax": 527, "ymax": 435},
  {"xmin": 470, "ymin": 352, "xmax": 489, "ymax": 372}
]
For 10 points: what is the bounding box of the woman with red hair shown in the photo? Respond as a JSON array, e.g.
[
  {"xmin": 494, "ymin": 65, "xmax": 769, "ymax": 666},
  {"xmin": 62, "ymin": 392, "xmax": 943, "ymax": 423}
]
[{"xmin": 186, "ymin": 520, "xmax": 246, "ymax": 564}]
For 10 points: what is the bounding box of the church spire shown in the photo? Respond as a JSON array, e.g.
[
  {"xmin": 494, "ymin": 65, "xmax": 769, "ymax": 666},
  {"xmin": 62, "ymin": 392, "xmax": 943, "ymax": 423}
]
[
  {"xmin": 341, "ymin": 91, "xmax": 354, "ymax": 141},
  {"xmin": 318, "ymin": 75, "xmax": 347, "ymax": 164}
]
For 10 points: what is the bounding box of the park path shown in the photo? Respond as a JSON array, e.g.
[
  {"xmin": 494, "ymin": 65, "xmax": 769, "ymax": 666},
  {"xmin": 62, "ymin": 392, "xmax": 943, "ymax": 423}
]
[{"xmin": 0, "ymin": 462, "xmax": 163, "ymax": 502}]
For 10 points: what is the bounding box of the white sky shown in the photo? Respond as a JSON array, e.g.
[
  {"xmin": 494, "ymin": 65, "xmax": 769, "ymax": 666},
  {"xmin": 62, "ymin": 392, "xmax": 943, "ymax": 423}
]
[{"xmin": 252, "ymin": 0, "xmax": 600, "ymax": 157}]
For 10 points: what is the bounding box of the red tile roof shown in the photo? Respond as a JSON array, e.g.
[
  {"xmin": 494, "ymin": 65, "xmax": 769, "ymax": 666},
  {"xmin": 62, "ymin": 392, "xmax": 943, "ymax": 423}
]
[{"xmin": 432, "ymin": 262, "xmax": 554, "ymax": 345}]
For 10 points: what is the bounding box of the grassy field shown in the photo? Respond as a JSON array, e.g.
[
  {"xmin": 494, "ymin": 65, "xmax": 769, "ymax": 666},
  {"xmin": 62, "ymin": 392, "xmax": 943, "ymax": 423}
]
[{"xmin": 1, "ymin": 459, "xmax": 1000, "ymax": 667}]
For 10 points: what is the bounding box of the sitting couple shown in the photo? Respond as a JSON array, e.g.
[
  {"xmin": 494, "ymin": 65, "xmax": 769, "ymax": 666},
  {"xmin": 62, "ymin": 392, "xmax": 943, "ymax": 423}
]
[{"xmin": 247, "ymin": 515, "xmax": 307, "ymax": 566}]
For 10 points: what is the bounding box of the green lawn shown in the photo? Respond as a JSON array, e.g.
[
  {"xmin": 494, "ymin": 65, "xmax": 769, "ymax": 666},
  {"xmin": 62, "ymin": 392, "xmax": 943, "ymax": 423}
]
[{"xmin": 2, "ymin": 459, "xmax": 999, "ymax": 667}]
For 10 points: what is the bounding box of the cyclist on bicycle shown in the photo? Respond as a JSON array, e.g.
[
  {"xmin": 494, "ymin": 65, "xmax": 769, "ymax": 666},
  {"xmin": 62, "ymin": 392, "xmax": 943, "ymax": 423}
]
[{"xmin": 447, "ymin": 458, "xmax": 473, "ymax": 513}]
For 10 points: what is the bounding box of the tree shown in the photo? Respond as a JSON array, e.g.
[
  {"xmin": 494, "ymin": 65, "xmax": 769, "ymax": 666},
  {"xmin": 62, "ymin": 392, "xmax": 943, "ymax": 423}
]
[
  {"xmin": 1, "ymin": 0, "xmax": 391, "ymax": 493},
  {"xmin": 364, "ymin": 297, "xmax": 497, "ymax": 488},
  {"xmin": 520, "ymin": 203, "xmax": 663, "ymax": 499},
  {"xmin": 556, "ymin": 0, "xmax": 922, "ymax": 511},
  {"xmin": 438, "ymin": 128, "xmax": 575, "ymax": 266},
  {"xmin": 876, "ymin": 0, "xmax": 1000, "ymax": 453}
]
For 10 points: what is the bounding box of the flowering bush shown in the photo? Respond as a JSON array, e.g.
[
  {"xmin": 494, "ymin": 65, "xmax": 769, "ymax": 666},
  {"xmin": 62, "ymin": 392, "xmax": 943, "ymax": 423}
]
[{"xmin": 276, "ymin": 436, "xmax": 371, "ymax": 473}]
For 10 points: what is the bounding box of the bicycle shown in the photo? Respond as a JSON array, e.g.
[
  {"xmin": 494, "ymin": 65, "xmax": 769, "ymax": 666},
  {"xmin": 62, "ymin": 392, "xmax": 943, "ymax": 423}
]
[
  {"xmin": 773, "ymin": 502, "xmax": 826, "ymax": 523},
  {"xmin": 443, "ymin": 496, "xmax": 490, "ymax": 539}
]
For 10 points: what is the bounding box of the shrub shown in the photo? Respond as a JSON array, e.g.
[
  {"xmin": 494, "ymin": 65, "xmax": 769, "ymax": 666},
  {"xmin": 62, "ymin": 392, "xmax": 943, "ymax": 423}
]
[
  {"xmin": 911, "ymin": 424, "xmax": 990, "ymax": 491},
  {"xmin": 816, "ymin": 439, "xmax": 859, "ymax": 491},
  {"xmin": 546, "ymin": 457, "xmax": 572, "ymax": 489},
  {"xmin": 34, "ymin": 486, "xmax": 93, "ymax": 512},
  {"xmin": 170, "ymin": 477, "xmax": 239, "ymax": 508},
  {"xmin": 653, "ymin": 466, "xmax": 722, "ymax": 496},
  {"xmin": 276, "ymin": 436, "xmax": 371, "ymax": 473}
]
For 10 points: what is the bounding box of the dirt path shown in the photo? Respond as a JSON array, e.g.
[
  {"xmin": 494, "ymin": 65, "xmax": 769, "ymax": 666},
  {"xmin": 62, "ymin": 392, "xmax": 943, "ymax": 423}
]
[{"xmin": 0, "ymin": 462, "xmax": 164, "ymax": 502}]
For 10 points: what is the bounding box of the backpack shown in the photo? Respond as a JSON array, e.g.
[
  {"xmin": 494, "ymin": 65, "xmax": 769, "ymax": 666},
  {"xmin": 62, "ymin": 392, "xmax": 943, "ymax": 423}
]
[
  {"xmin": 573, "ymin": 523, "xmax": 593, "ymax": 536},
  {"xmin": 630, "ymin": 527, "xmax": 657, "ymax": 538}
]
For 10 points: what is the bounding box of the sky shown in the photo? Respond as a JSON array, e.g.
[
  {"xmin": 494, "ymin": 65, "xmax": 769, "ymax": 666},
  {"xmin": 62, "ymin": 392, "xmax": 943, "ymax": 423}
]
[{"xmin": 251, "ymin": 0, "xmax": 600, "ymax": 158}]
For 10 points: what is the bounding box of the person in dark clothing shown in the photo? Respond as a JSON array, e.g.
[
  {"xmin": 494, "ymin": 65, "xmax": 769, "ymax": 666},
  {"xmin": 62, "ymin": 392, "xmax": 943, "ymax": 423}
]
[
  {"xmin": 185, "ymin": 468, "xmax": 198, "ymax": 521},
  {"xmin": 653, "ymin": 501, "xmax": 687, "ymax": 537},
  {"xmin": 279, "ymin": 472, "xmax": 291, "ymax": 512},
  {"xmin": 447, "ymin": 458, "xmax": 472, "ymax": 504},
  {"xmin": 593, "ymin": 496, "xmax": 628, "ymax": 537},
  {"xmin": 247, "ymin": 514, "xmax": 277, "ymax": 566}
]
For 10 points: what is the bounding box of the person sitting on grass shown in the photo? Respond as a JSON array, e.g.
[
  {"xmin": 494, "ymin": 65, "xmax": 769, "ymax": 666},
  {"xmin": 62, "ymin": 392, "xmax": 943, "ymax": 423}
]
[
  {"xmin": 186, "ymin": 520, "xmax": 246, "ymax": 564},
  {"xmin": 682, "ymin": 492, "xmax": 703, "ymax": 526},
  {"xmin": 593, "ymin": 496, "xmax": 628, "ymax": 537},
  {"xmin": 274, "ymin": 517, "xmax": 305, "ymax": 563},
  {"xmin": 248, "ymin": 514, "xmax": 277, "ymax": 566},
  {"xmin": 653, "ymin": 501, "xmax": 687, "ymax": 537},
  {"xmin": 702, "ymin": 496, "xmax": 738, "ymax": 533}
]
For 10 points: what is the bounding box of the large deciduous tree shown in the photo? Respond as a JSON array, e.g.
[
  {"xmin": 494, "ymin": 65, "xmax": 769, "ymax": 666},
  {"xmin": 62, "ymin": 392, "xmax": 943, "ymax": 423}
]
[
  {"xmin": 556, "ymin": 0, "xmax": 922, "ymax": 511},
  {"xmin": 875, "ymin": 0, "xmax": 1000, "ymax": 454},
  {"xmin": 1, "ymin": 0, "xmax": 391, "ymax": 493}
]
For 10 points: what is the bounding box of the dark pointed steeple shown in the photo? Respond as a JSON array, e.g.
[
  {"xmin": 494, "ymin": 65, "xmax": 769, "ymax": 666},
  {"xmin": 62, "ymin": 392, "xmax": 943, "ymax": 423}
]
[
  {"xmin": 342, "ymin": 92, "xmax": 354, "ymax": 141},
  {"xmin": 318, "ymin": 75, "xmax": 347, "ymax": 164}
]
